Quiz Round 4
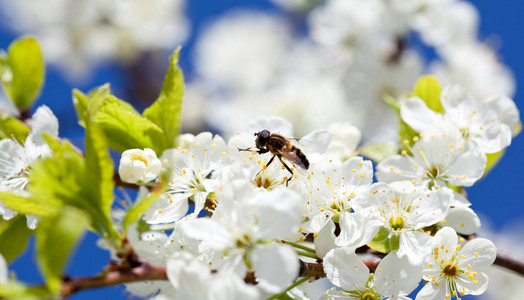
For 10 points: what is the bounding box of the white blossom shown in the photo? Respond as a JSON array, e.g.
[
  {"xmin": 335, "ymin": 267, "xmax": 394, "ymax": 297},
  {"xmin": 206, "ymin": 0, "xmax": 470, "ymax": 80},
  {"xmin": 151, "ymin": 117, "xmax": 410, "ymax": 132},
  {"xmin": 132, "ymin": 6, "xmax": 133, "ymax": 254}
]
[
  {"xmin": 143, "ymin": 132, "xmax": 227, "ymax": 224},
  {"xmin": 401, "ymin": 85, "xmax": 519, "ymax": 154},
  {"xmin": 0, "ymin": 0, "xmax": 189, "ymax": 78},
  {"xmin": 416, "ymin": 227, "xmax": 496, "ymax": 299},
  {"xmin": 118, "ymin": 148, "xmax": 161, "ymax": 184},
  {"xmin": 376, "ymin": 130, "xmax": 486, "ymax": 188},
  {"xmin": 322, "ymin": 248, "xmax": 422, "ymax": 299},
  {"xmin": 0, "ymin": 105, "xmax": 58, "ymax": 229}
]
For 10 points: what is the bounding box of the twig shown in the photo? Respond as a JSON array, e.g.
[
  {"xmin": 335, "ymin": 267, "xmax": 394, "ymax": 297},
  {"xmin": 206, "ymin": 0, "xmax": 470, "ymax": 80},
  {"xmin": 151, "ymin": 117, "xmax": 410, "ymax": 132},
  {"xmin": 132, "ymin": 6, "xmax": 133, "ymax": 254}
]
[
  {"xmin": 494, "ymin": 249, "xmax": 524, "ymax": 276},
  {"xmin": 59, "ymin": 242, "xmax": 524, "ymax": 297},
  {"xmin": 61, "ymin": 262, "xmax": 167, "ymax": 297}
]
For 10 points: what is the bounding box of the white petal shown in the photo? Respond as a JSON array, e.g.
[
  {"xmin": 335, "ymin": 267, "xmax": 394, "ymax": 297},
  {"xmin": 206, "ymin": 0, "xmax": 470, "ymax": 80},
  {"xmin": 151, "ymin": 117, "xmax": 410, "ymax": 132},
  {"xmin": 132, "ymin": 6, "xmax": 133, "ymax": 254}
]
[
  {"xmin": 249, "ymin": 116, "xmax": 293, "ymax": 137},
  {"xmin": 257, "ymin": 189, "xmax": 302, "ymax": 240},
  {"xmin": 434, "ymin": 227, "xmax": 458, "ymax": 251},
  {"xmin": 328, "ymin": 121, "xmax": 361, "ymax": 155},
  {"xmin": 166, "ymin": 252, "xmax": 210, "ymax": 300},
  {"xmin": 251, "ymin": 243, "xmax": 299, "ymax": 293},
  {"xmin": 323, "ymin": 247, "xmax": 368, "ymax": 291},
  {"xmin": 459, "ymin": 238, "xmax": 497, "ymax": 271},
  {"xmin": 26, "ymin": 215, "xmax": 40, "ymax": 230},
  {"xmin": 182, "ymin": 218, "xmax": 233, "ymax": 251},
  {"xmin": 456, "ymin": 272, "xmax": 489, "ymax": 296},
  {"xmin": 400, "ymin": 97, "xmax": 439, "ymax": 133},
  {"xmin": 440, "ymin": 85, "xmax": 473, "ymax": 111},
  {"xmin": 336, "ymin": 209, "xmax": 381, "ymax": 247},
  {"xmin": 301, "ymin": 128, "xmax": 331, "ymax": 150},
  {"xmin": 375, "ymin": 251, "xmax": 422, "ymax": 297},
  {"xmin": 483, "ymin": 95, "xmax": 520, "ymax": 132},
  {"xmin": 143, "ymin": 193, "xmax": 189, "ymax": 224},
  {"xmin": 415, "ymin": 280, "xmax": 447, "ymax": 300},
  {"xmin": 342, "ymin": 156, "xmax": 374, "ymax": 186},
  {"xmin": 410, "ymin": 187, "xmax": 453, "ymax": 229},
  {"xmin": 446, "ymin": 150, "xmax": 486, "ymax": 187},
  {"xmin": 398, "ymin": 231, "xmax": 434, "ymax": 266},
  {"xmin": 444, "ymin": 206, "xmax": 480, "ymax": 235},
  {"xmin": 376, "ymin": 155, "xmax": 421, "ymax": 183},
  {"xmin": 0, "ymin": 253, "xmax": 7, "ymax": 283},
  {"xmin": 209, "ymin": 272, "xmax": 260, "ymax": 300},
  {"xmin": 314, "ymin": 219, "xmax": 336, "ymax": 259},
  {"xmin": 476, "ymin": 122, "xmax": 512, "ymax": 154},
  {"xmin": 31, "ymin": 105, "xmax": 59, "ymax": 138}
]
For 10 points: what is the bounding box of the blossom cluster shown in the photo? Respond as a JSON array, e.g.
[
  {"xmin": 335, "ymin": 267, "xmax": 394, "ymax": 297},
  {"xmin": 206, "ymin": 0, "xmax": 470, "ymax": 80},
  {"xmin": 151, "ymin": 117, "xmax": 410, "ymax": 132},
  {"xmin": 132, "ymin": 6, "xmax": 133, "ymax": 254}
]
[
  {"xmin": 112, "ymin": 82, "xmax": 517, "ymax": 299},
  {"xmin": 189, "ymin": 0, "xmax": 514, "ymax": 142}
]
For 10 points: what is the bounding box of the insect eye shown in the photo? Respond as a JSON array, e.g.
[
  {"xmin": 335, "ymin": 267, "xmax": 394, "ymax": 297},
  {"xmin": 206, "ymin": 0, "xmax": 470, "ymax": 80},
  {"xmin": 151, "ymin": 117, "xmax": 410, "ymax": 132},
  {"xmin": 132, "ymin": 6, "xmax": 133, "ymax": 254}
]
[{"xmin": 260, "ymin": 130, "xmax": 270, "ymax": 139}]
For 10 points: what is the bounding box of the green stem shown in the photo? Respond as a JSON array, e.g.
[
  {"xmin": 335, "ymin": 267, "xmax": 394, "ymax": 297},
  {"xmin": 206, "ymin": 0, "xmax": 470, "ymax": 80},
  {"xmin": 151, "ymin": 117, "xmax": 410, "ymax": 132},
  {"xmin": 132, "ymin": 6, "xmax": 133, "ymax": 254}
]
[
  {"xmin": 266, "ymin": 277, "xmax": 309, "ymax": 300},
  {"xmin": 282, "ymin": 240, "xmax": 316, "ymax": 253},
  {"xmin": 296, "ymin": 251, "xmax": 318, "ymax": 259}
]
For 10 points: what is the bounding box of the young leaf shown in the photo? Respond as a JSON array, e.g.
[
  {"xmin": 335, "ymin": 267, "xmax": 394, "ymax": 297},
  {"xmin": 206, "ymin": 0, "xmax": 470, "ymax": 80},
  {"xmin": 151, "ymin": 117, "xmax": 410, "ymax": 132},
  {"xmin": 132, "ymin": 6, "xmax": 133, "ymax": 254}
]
[
  {"xmin": 0, "ymin": 216, "xmax": 32, "ymax": 263},
  {"xmin": 122, "ymin": 176, "xmax": 168, "ymax": 231},
  {"xmin": 84, "ymin": 118, "xmax": 120, "ymax": 243},
  {"xmin": 411, "ymin": 75, "xmax": 444, "ymax": 113},
  {"xmin": 0, "ymin": 36, "xmax": 45, "ymax": 109},
  {"xmin": 28, "ymin": 136, "xmax": 117, "ymax": 242},
  {"xmin": 85, "ymin": 117, "xmax": 114, "ymax": 217},
  {"xmin": 143, "ymin": 47, "xmax": 184, "ymax": 151},
  {"xmin": 0, "ymin": 191, "xmax": 59, "ymax": 217},
  {"xmin": 0, "ymin": 282, "xmax": 54, "ymax": 300},
  {"xmin": 35, "ymin": 208, "xmax": 86, "ymax": 293},
  {"xmin": 95, "ymin": 95, "xmax": 165, "ymax": 153},
  {"xmin": 358, "ymin": 142, "xmax": 399, "ymax": 163},
  {"xmin": 0, "ymin": 112, "xmax": 30, "ymax": 141}
]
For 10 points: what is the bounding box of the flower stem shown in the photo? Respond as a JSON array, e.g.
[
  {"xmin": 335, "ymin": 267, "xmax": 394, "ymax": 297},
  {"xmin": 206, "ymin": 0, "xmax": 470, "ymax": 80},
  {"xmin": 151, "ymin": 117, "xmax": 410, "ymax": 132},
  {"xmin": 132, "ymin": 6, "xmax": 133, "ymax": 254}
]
[
  {"xmin": 282, "ymin": 240, "xmax": 316, "ymax": 253},
  {"xmin": 266, "ymin": 277, "xmax": 309, "ymax": 300}
]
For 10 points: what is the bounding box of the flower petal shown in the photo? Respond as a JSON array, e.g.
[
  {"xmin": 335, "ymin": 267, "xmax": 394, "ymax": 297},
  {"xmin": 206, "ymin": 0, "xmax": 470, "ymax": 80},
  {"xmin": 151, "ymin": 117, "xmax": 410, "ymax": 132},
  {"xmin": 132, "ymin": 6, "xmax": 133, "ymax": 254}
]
[
  {"xmin": 251, "ymin": 243, "xmax": 299, "ymax": 293},
  {"xmin": 323, "ymin": 247, "xmax": 368, "ymax": 291}
]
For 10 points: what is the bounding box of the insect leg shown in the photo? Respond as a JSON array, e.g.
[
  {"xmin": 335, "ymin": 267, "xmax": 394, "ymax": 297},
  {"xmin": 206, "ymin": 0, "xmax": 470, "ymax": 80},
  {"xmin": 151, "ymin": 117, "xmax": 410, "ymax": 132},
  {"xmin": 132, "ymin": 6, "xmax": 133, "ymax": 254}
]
[
  {"xmin": 256, "ymin": 154, "xmax": 276, "ymax": 177},
  {"xmin": 277, "ymin": 155, "xmax": 294, "ymax": 186},
  {"xmin": 238, "ymin": 147, "xmax": 270, "ymax": 154}
]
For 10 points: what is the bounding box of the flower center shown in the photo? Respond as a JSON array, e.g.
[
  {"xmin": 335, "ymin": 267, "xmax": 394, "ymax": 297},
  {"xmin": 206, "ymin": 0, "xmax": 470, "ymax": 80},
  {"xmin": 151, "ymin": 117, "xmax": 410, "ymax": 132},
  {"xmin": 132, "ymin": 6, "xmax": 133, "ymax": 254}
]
[
  {"xmin": 360, "ymin": 292, "xmax": 377, "ymax": 300},
  {"xmin": 443, "ymin": 262, "xmax": 458, "ymax": 278},
  {"xmin": 389, "ymin": 216, "xmax": 405, "ymax": 231}
]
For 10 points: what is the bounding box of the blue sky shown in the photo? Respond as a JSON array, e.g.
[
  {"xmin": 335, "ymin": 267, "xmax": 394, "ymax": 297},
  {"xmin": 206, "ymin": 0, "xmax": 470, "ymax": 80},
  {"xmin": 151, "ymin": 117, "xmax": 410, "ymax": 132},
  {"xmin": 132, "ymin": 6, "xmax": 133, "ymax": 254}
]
[{"xmin": 0, "ymin": 1, "xmax": 522, "ymax": 299}]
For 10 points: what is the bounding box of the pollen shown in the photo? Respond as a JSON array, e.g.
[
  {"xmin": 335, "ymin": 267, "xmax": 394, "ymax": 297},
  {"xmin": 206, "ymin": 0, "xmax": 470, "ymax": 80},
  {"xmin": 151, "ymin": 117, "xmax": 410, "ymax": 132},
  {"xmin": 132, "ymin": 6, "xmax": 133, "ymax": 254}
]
[{"xmin": 313, "ymin": 233, "xmax": 318, "ymax": 238}]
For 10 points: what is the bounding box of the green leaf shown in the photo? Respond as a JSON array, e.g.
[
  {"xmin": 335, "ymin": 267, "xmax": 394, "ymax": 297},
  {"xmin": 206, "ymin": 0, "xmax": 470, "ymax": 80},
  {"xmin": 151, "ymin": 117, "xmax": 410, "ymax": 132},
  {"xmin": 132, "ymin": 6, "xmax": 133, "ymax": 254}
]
[
  {"xmin": 0, "ymin": 282, "xmax": 54, "ymax": 300},
  {"xmin": 411, "ymin": 75, "xmax": 444, "ymax": 113},
  {"xmin": 0, "ymin": 216, "xmax": 32, "ymax": 263},
  {"xmin": 0, "ymin": 191, "xmax": 59, "ymax": 217},
  {"xmin": 0, "ymin": 112, "xmax": 29, "ymax": 141},
  {"xmin": 36, "ymin": 208, "xmax": 86, "ymax": 293},
  {"xmin": 95, "ymin": 95, "xmax": 165, "ymax": 153},
  {"xmin": 28, "ymin": 136, "xmax": 118, "ymax": 244},
  {"xmin": 0, "ymin": 36, "xmax": 45, "ymax": 109},
  {"xmin": 399, "ymin": 119, "xmax": 419, "ymax": 153},
  {"xmin": 29, "ymin": 137, "xmax": 86, "ymax": 211},
  {"xmin": 484, "ymin": 150, "xmax": 505, "ymax": 177},
  {"xmin": 85, "ymin": 118, "xmax": 114, "ymax": 218},
  {"xmin": 72, "ymin": 89, "xmax": 89, "ymax": 126},
  {"xmin": 358, "ymin": 142, "xmax": 399, "ymax": 163},
  {"xmin": 122, "ymin": 176, "xmax": 168, "ymax": 231},
  {"xmin": 366, "ymin": 226, "xmax": 391, "ymax": 253},
  {"xmin": 143, "ymin": 47, "xmax": 184, "ymax": 151}
]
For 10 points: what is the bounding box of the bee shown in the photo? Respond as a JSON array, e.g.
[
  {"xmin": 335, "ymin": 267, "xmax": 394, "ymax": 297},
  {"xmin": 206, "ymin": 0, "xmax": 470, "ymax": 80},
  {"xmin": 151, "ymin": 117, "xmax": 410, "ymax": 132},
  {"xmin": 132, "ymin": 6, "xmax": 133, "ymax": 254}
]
[{"xmin": 238, "ymin": 129, "xmax": 309, "ymax": 186}]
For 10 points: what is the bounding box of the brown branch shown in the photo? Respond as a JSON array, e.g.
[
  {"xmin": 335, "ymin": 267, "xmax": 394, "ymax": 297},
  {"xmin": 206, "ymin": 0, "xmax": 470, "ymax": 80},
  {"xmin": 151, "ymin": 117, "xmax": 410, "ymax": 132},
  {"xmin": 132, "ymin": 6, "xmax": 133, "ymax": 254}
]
[
  {"xmin": 59, "ymin": 241, "xmax": 524, "ymax": 298},
  {"xmin": 61, "ymin": 262, "xmax": 167, "ymax": 297},
  {"xmin": 494, "ymin": 249, "xmax": 524, "ymax": 276}
]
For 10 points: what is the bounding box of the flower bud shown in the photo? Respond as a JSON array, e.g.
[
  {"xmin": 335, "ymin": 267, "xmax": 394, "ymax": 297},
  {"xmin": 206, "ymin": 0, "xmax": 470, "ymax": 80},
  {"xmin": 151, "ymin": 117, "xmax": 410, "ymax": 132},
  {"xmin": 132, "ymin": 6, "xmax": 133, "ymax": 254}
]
[{"xmin": 118, "ymin": 148, "xmax": 161, "ymax": 184}]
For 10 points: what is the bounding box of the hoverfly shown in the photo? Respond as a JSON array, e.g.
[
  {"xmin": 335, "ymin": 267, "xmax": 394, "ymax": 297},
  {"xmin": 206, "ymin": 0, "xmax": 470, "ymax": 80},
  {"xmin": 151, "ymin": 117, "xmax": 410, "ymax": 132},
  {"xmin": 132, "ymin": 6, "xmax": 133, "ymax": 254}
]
[{"xmin": 238, "ymin": 129, "xmax": 309, "ymax": 186}]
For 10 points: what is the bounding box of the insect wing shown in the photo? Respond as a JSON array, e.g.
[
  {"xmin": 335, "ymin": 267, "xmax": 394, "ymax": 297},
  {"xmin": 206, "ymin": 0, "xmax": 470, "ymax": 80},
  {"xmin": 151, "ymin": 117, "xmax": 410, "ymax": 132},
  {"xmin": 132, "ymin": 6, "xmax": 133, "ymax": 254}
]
[{"xmin": 277, "ymin": 148, "xmax": 308, "ymax": 169}]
